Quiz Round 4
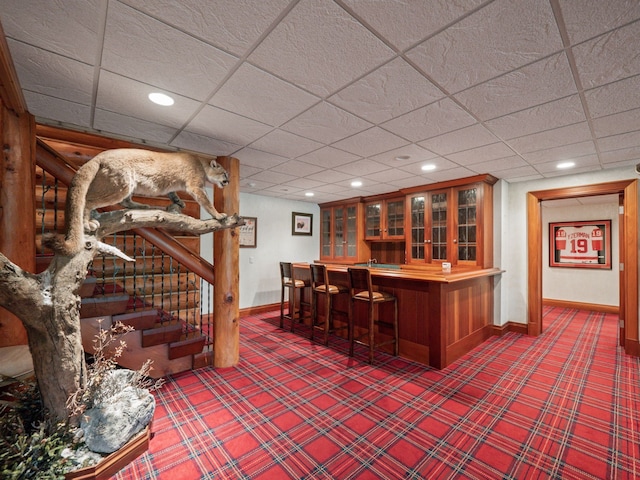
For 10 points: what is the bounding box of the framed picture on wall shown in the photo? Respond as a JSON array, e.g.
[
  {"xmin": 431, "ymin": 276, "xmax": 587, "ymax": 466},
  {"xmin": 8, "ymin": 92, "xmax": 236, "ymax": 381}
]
[
  {"xmin": 549, "ymin": 220, "xmax": 611, "ymax": 269},
  {"xmin": 239, "ymin": 217, "xmax": 257, "ymax": 248},
  {"xmin": 292, "ymin": 212, "xmax": 312, "ymax": 236}
]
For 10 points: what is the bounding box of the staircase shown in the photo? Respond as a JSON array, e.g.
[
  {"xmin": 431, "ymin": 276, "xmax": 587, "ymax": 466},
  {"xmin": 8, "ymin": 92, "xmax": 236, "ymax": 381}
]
[{"xmin": 34, "ymin": 139, "xmax": 215, "ymax": 377}]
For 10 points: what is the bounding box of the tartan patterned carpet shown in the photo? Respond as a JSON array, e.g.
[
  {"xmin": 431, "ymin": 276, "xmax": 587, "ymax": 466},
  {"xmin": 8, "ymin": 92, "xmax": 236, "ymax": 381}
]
[{"xmin": 115, "ymin": 307, "xmax": 640, "ymax": 479}]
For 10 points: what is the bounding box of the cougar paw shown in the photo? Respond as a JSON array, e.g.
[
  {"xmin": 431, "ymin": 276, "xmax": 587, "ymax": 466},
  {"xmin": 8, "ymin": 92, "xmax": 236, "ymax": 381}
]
[
  {"xmin": 85, "ymin": 219, "xmax": 100, "ymax": 232},
  {"xmin": 215, "ymin": 212, "xmax": 228, "ymax": 221}
]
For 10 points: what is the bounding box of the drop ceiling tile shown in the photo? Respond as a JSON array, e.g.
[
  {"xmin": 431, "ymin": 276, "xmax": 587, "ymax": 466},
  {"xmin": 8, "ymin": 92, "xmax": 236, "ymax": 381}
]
[
  {"xmin": 210, "ymin": 64, "xmax": 319, "ymax": 127},
  {"xmin": 232, "ymin": 147, "xmax": 289, "ymax": 169},
  {"xmin": 313, "ymin": 182, "xmax": 354, "ymax": 194},
  {"xmin": 446, "ymin": 142, "xmax": 516, "ymax": 166},
  {"xmin": 305, "ymin": 169, "xmax": 354, "ymax": 184},
  {"xmin": 328, "ymin": 58, "xmax": 444, "ymax": 124},
  {"xmin": 282, "ymin": 102, "xmax": 372, "ymax": 144},
  {"xmin": 592, "ymin": 109, "xmax": 640, "ymax": 138},
  {"xmin": 270, "ymin": 160, "xmax": 325, "ymax": 176},
  {"xmin": 535, "ymin": 154, "xmax": 601, "ymax": 174},
  {"xmin": 298, "ymin": 146, "xmax": 361, "ymax": 169},
  {"xmin": 102, "ymin": 2, "xmax": 237, "ymax": 100},
  {"xmin": 485, "ymin": 95, "xmax": 585, "ymax": 139},
  {"xmin": 186, "ymin": 105, "xmax": 273, "ymax": 145},
  {"xmin": 560, "ymin": 0, "xmax": 640, "ymax": 45},
  {"xmin": 423, "ymin": 166, "xmax": 477, "ymax": 183},
  {"xmin": 488, "ymin": 164, "xmax": 539, "ymax": 180},
  {"xmin": 507, "ymin": 122, "xmax": 593, "ymax": 154},
  {"xmin": 262, "ymin": 183, "xmax": 303, "ymax": 195},
  {"xmin": 369, "ymin": 144, "xmax": 439, "ymax": 167},
  {"xmin": 387, "ymin": 176, "xmax": 436, "ymax": 189},
  {"xmin": 363, "ymin": 168, "xmax": 415, "ymax": 183},
  {"xmin": 382, "ymin": 98, "xmax": 476, "ymax": 142},
  {"xmin": 282, "ymin": 178, "xmax": 327, "ymax": 190},
  {"xmin": 96, "ymin": 71, "xmax": 202, "ymax": 128},
  {"xmin": 407, "ymin": 0, "xmax": 562, "ymax": 93},
  {"xmin": 465, "ymin": 155, "xmax": 528, "ymax": 173},
  {"xmin": 419, "ymin": 124, "xmax": 499, "ymax": 156},
  {"xmin": 572, "ymin": 21, "xmax": 640, "ymax": 90},
  {"xmin": 119, "ymin": 0, "xmax": 291, "ymax": 56},
  {"xmin": 584, "ymin": 75, "xmax": 640, "ymax": 118},
  {"xmin": 239, "ymin": 165, "xmax": 263, "ymax": 179},
  {"xmin": 455, "ymin": 52, "xmax": 577, "ymax": 121},
  {"xmin": 170, "ymin": 130, "xmax": 241, "ymax": 157},
  {"xmin": 597, "ymin": 131, "xmax": 640, "ymax": 152},
  {"xmin": 1, "ymin": 0, "xmax": 102, "ymax": 64},
  {"xmin": 344, "ymin": 0, "xmax": 485, "ymax": 51},
  {"xmin": 93, "ymin": 110, "xmax": 177, "ymax": 144},
  {"xmin": 8, "ymin": 40, "xmax": 94, "ymax": 105},
  {"xmin": 24, "ymin": 91, "xmax": 91, "ymax": 128},
  {"xmin": 248, "ymin": 129, "xmax": 323, "ymax": 158},
  {"xmin": 521, "ymin": 140, "xmax": 596, "ymax": 165},
  {"xmin": 240, "ymin": 178, "xmax": 274, "ymax": 190},
  {"xmin": 599, "ymin": 146, "xmax": 640, "ymax": 164},
  {"xmin": 247, "ymin": 169, "xmax": 298, "ymax": 185},
  {"xmin": 334, "ymin": 158, "xmax": 390, "ymax": 176},
  {"xmin": 332, "ymin": 127, "xmax": 409, "ymax": 157},
  {"xmin": 248, "ymin": 0, "xmax": 394, "ymax": 96}
]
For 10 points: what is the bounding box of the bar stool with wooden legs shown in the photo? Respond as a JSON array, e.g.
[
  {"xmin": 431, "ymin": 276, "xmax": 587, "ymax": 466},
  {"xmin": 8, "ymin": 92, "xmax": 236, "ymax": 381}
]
[
  {"xmin": 279, "ymin": 262, "xmax": 311, "ymax": 333},
  {"xmin": 347, "ymin": 267, "xmax": 399, "ymax": 364},
  {"xmin": 309, "ymin": 263, "xmax": 349, "ymax": 346}
]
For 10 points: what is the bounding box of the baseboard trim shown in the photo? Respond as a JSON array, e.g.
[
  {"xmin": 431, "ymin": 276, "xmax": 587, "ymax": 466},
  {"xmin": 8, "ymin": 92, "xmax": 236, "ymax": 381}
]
[
  {"xmin": 543, "ymin": 298, "xmax": 619, "ymax": 314},
  {"xmin": 239, "ymin": 303, "xmax": 280, "ymax": 317},
  {"xmin": 492, "ymin": 322, "xmax": 528, "ymax": 336}
]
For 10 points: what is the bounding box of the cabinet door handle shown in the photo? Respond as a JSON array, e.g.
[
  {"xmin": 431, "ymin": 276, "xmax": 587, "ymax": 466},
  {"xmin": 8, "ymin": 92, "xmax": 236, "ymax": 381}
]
[
  {"xmin": 425, "ymin": 239, "xmax": 431, "ymax": 243},
  {"xmin": 453, "ymin": 239, "xmax": 457, "ymax": 244}
]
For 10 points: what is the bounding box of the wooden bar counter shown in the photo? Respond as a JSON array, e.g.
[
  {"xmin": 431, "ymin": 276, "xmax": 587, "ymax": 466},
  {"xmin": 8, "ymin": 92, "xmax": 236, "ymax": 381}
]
[{"xmin": 293, "ymin": 263, "xmax": 503, "ymax": 370}]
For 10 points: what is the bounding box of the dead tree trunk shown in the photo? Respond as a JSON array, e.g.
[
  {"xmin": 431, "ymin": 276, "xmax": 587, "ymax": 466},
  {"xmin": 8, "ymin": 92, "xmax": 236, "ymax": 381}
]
[{"xmin": 0, "ymin": 211, "xmax": 242, "ymax": 425}]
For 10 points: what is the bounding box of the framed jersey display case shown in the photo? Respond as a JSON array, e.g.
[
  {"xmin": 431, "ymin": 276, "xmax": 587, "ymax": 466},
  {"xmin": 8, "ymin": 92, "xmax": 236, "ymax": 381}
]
[{"xmin": 549, "ymin": 220, "xmax": 611, "ymax": 269}]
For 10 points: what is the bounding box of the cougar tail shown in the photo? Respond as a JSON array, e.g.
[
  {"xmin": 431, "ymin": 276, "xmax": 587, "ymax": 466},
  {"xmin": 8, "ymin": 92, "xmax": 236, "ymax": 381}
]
[{"xmin": 42, "ymin": 158, "xmax": 102, "ymax": 256}]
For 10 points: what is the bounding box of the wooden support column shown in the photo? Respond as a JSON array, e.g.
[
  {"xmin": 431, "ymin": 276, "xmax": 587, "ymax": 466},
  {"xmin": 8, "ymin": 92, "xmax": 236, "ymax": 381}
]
[
  {"xmin": 0, "ymin": 22, "xmax": 34, "ymax": 346},
  {"xmin": 213, "ymin": 156, "xmax": 240, "ymax": 367}
]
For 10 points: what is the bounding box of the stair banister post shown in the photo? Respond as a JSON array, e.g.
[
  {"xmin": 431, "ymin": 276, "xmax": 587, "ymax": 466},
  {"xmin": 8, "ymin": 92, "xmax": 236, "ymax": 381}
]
[{"xmin": 213, "ymin": 156, "xmax": 240, "ymax": 367}]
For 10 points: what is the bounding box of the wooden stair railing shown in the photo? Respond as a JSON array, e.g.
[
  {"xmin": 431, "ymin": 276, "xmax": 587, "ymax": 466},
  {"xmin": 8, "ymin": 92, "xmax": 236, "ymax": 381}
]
[{"xmin": 35, "ymin": 138, "xmax": 215, "ymax": 284}]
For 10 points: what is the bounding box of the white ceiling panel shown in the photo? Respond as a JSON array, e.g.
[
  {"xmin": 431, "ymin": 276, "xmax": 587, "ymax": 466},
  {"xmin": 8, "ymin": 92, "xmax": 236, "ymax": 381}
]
[{"xmin": 1, "ymin": 0, "xmax": 639, "ymax": 203}]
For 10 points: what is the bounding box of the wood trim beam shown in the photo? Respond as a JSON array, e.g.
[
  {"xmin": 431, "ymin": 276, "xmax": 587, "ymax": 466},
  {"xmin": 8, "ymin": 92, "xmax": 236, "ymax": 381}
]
[{"xmin": 0, "ymin": 22, "xmax": 27, "ymax": 114}]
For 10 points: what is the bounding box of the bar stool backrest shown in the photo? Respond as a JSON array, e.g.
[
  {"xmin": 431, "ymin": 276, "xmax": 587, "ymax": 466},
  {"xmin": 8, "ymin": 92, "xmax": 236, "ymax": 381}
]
[
  {"xmin": 280, "ymin": 262, "xmax": 294, "ymax": 285},
  {"xmin": 348, "ymin": 267, "xmax": 373, "ymax": 298},
  {"xmin": 310, "ymin": 263, "xmax": 328, "ymax": 289}
]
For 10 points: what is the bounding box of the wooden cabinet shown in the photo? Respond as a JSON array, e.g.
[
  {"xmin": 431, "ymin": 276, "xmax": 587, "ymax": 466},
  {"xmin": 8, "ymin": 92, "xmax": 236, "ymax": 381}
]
[
  {"xmin": 320, "ymin": 200, "xmax": 369, "ymax": 262},
  {"xmin": 364, "ymin": 196, "xmax": 405, "ymax": 240},
  {"xmin": 406, "ymin": 176, "xmax": 495, "ymax": 268}
]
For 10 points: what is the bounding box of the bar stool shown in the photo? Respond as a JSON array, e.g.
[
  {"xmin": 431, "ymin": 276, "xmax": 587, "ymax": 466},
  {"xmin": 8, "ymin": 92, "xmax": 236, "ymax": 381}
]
[
  {"xmin": 279, "ymin": 262, "xmax": 311, "ymax": 332},
  {"xmin": 309, "ymin": 263, "xmax": 349, "ymax": 346},
  {"xmin": 347, "ymin": 267, "xmax": 399, "ymax": 364}
]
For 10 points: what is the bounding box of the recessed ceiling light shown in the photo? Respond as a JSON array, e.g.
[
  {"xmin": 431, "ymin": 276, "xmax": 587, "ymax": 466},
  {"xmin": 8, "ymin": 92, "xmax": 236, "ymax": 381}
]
[
  {"xmin": 421, "ymin": 164, "xmax": 436, "ymax": 172},
  {"xmin": 351, "ymin": 180, "xmax": 363, "ymax": 187},
  {"xmin": 305, "ymin": 192, "xmax": 314, "ymax": 197},
  {"xmin": 148, "ymin": 92, "xmax": 174, "ymax": 106},
  {"xmin": 557, "ymin": 161, "xmax": 575, "ymax": 169}
]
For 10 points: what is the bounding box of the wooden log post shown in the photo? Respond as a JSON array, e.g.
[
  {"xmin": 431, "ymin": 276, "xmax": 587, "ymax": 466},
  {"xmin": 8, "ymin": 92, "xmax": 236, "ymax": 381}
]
[
  {"xmin": 0, "ymin": 23, "xmax": 34, "ymax": 347},
  {"xmin": 213, "ymin": 156, "xmax": 240, "ymax": 367}
]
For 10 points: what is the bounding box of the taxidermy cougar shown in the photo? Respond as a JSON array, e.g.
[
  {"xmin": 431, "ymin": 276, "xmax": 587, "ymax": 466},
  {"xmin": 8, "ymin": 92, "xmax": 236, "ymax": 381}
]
[{"xmin": 45, "ymin": 148, "xmax": 229, "ymax": 255}]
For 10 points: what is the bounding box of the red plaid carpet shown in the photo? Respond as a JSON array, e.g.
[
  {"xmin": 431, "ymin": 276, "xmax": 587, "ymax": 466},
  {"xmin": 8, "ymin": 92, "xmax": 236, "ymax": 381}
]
[{"xmin": 115, "ymin": 307, "xmax": 639, "ymax": 479}]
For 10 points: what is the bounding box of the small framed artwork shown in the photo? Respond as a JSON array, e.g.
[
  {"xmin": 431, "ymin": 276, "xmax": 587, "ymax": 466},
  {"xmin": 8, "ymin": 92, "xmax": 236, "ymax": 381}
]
[
  {"xmin": 549, "ymin": 220, "xmax": 611, "ymax": 269},
  {"xmin": 239, "ymin": 217, "xmax": 257, "ymax": 248},
  {"xmin": 292, "ymin": 212, "xmax": 313, "ymax": 236}
]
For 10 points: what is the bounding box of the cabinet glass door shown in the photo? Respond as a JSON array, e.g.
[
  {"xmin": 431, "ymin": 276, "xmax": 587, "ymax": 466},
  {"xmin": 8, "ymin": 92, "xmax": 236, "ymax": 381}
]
[
  {"xmin": 346, "ymin": 205, "xmax": 357, "ymax": 257},
  {"xmin": 457, "ymin": 188, "xmax": 477, "ymax": 261},
  {"xmin": 410, "ymin": 196, "xmax": 425, "ymax": 260},
  {"xmin": 334, "ymin": 207, "xmax": 344, "ymax": 257},
  {"xmin": 321, "ymin": 209, "xmax": 331, "ymax": 258},
  {"xmin": 365, "ymin": 203, "xmax": 381, "ymax": 237},
  {"xmin": 386, "ymin": 199, "xmax": 404, "ymax": 237},
  {"xmin": 431, "ymin": 192, "xmax": 448, "ymax": 261}
]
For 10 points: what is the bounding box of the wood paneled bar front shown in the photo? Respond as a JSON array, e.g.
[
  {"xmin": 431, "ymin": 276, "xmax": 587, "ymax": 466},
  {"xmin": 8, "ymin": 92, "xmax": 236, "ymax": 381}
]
[{"xmin": 293, "ymin": 263, "xmax": 502, "ymax": 369}]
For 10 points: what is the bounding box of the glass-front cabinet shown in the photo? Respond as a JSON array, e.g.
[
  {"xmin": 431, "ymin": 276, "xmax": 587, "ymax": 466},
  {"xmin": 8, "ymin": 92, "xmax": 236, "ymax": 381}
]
[
  {"xmin": 319, "ymin": 201, "xmax": 368, "ymax": 262},
  {"xmin": 364, "ymin": 197, "xmax": 405, "ymax": 240},
  {"xmin": 406, "ymin": 179, "xmax": 492, "ymax": 268}
]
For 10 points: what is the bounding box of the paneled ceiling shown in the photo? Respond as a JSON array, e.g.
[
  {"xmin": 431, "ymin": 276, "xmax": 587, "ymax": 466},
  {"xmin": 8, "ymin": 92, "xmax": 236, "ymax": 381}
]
[{"xmin": 2, "ymin": 0, "xmax": 639, "ymax": 203}]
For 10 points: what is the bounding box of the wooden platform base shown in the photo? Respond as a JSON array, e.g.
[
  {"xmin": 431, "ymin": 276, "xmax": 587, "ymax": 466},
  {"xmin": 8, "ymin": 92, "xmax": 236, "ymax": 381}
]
[{"xmin": 65, "ymin": 423, "xmax": 152, "ymax": 480}]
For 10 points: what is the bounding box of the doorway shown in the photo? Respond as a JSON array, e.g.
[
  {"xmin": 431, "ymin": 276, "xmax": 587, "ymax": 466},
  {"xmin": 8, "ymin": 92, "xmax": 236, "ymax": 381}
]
[{"xmin": 526, "ymin": 180, "xmax": 638, "ymax": 353}]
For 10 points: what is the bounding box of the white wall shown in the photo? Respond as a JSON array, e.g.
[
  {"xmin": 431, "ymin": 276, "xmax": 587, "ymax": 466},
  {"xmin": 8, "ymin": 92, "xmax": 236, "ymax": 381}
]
[
  {"xmin": 497, "ymin": 164, "xmax": 637, "ymax": 325},
  {"xmin": 542, "ymin": 201, "xmax": 619, "ymax": 307},
  {"xmin": 236, "ymin": 193, "xmax": 319, "ymax": 309}
]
